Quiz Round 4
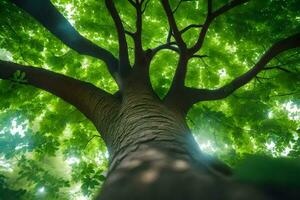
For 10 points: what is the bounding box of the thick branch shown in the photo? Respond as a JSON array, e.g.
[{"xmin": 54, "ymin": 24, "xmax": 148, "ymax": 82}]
[
  {"xmin": 10, "ymin": 0, "xmax": 119, "ymax": 78},
  {"xmin": 186, "ymin": 33, "xmax": 300, "ymax": 105},
  {"xmin": 130, "ymin": 0, "xmax": 144, "ymax": 64},
  {"xmin": 170, "ymin": 55, "xmax": 189, "ymax": 91},
  {"xmin": 105, "ymin": 0, "xmax": 131, "ymax": 76},
  {"xmin": 159, "ymin": 0, "xmax": 191, "ymax": 98},
  {"xmin": 136, "ymin": 2, "xmax": 143, "ymax": 54},
  {"xmin": 161, "ymin": 0, "xmax": 187, "ymax": 50},
  {"xmin": 0, "ymin": 60, "xmax": 120, "ymax": 138},
  {"xmin": 163, "ymin": 55, "xmax": 189, "ymax": 115},
  {"xmin": 207, "ymin": 0, "xmax": 212, "ymax": 16}
]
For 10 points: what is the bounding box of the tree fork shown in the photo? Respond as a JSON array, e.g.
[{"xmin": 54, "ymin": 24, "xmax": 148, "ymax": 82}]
[
  {"xmin": 2, "ymin": 0, "xmax": 300, "ymax": 199},
  {"xmin": 105, "ymin": 0, "xmax": 131, "ymax": 76},
  {"xmin": 184, "ymin": 33, "xmax": 300, "ymax": 107}
]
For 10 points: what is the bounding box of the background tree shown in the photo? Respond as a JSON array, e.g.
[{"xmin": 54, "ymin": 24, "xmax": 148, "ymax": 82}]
[{"xmin": 0, "ymin": 0, "xmax": 299, "ymax": 199}]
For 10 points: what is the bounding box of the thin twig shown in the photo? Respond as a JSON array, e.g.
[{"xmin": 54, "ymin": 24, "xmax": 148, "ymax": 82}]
[{"xmin": 85, "ymin": 135, "xmax": 101, "ymax": 149}]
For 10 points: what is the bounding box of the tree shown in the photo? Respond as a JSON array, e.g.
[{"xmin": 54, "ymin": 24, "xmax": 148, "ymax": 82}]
[{"xmin": 0, "ymin": 0, "xmax": 299, "ymax": 199}]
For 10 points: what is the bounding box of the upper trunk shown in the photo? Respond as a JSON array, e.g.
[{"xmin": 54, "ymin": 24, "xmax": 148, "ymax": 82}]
[{"xmin": 95, "ymin": 78, "xmax": 267, "ymax": 200}]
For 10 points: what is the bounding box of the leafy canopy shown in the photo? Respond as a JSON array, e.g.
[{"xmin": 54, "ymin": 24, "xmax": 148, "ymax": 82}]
[{"xmin": 0, "ymin": 0, "xmax": 299, "ymax": 199}]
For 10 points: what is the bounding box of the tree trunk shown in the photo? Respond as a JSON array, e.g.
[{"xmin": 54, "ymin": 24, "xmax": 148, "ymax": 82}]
[
  {"xmin": 4, "ymin": 1, "xmax": 300, "ymax": 199},
  {"xmin": 95, "ymin": 79, "xmax": 267, "ymax": 200}
]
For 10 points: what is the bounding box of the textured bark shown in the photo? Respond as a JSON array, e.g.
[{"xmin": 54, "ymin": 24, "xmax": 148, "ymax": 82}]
[
  {"xmin": 0, "ymin": 60, "xmax": 296, "ymax": 200},
  {"xmin": 91, "ymin": 73, "xmax": 252, "ymax": 200},
  {"xmin": 3, "ymin": 1, "xmax": 300, "ymax": 199},
  {"xmin": 99, "ymin": 147, "xmax": 266, "ymax": 200},
  {"xmin": 94, "ymin": 74, "xmax": 299, "ymax": 200},
  {"xmin": 95, "ymin": 83, "xmax": 267, "ymax": 200},
  {"xmin": 0, "ymin": 60, "xmax": 120, "ymax": 140}
]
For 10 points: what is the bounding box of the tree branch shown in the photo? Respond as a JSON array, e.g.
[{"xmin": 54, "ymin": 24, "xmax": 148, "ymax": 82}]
[
  {"xmin": 164, "ymin": 0, "xmax": 250, "ymax": 108},
  {"xmin": 125, "ymin": 30, "xmax": 135, "ymax": 38},
  {"xmin": 85, "ymin": 135, "xmax": 101, "ymax": 149},
  {"xmin": 128, "ymin": 0, "xmax": 136, "ymax": 7},
  {"xmin": 161, "ymin": 0, "xmax": 187, "ymax": 50},
  {"xmin": 159, "ymin": 0, "xmax": 192, "ymax": 100},
  {"xmin": 180, "ymin": 24, "xmax": 203, "ymax": 34},
  {"xmin": 269, "ymin": 91, "xmax": 300, "ymax": 98},
  {"xmin": 207, "ymin": 0, "xmax": 212, "ymax": 16},
  {"xmin": 170, "ymin": 55, "xmax": 189, "ymax": 91},
  {"xmin": 129, "ymin": 0, "xmax": 144, "ymax": 64},
  {"xmin": 172, "ymin": 0, "xmax": 183, "ymax": 14},
  {"xmin": 185, "ymin": 33, "xmax": 300, "ymax": 105},
  {"xmin": 10, "ymin": 0, "xmax": 119, "ymax": 79},
  {"xmin": 0, "ymin": 61, "xmax": 120, "ymax": 131},
  {"xmin": 141, "ymin": 0, "xmax": 151, "ymax": 13},
  {"xmin": 150, "ymin": 42, "xmax": 179, "ymax": 58},
  {"xmin": 163, "ymin": 55, "xmax": 189, "ymax": 115},
  {"xmin": 135, "ymin": 2, "xmax": 143, "ymax": 54},
  {"xmin": 166, "ymin": 27, "xmax": 173, "ymax": 43},
  {"xmin": 211, "ymin": 0, "xmax": 250, "ymax": 19},
  {"xmin": 263, "ymin": 66, "xmax": 292, "ymax": 73},
  {"xmin": 191, "ymin": 55, "xmax": 209, "ymax": 59},
  {"xmin": 189, "ymin": 0, "xmax": 249, "ymax": 54},
  {"xmin": 105, "ymin": 0, "xmax": 131, "ymax": 76}
]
